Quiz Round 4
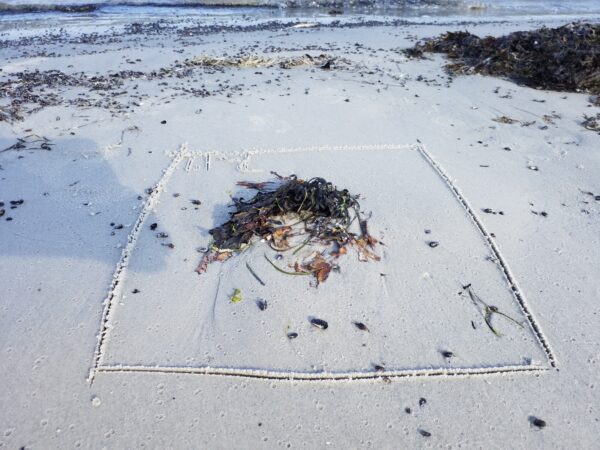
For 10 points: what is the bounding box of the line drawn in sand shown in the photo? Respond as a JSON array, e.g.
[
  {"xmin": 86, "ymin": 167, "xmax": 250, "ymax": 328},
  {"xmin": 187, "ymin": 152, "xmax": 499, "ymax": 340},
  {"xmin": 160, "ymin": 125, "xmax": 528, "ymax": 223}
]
[{"xmin": 88, "ymin": 142, "xmax": 556, "ymax": 384}]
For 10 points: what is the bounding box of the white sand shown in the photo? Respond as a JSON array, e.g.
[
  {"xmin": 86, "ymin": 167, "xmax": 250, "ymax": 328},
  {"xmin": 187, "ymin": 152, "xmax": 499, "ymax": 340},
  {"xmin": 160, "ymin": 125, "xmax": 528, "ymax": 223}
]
[{"xmin": 1, "ymin": 11, "xmax": 599, "ymax": 448}]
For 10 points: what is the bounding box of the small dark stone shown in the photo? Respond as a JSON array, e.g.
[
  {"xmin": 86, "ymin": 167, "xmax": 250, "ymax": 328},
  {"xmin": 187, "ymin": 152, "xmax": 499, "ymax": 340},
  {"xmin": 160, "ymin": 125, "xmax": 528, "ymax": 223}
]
[
  {"xmin": 161, "ymin": 120, "xmax": 167, "ymax": 124},
  {"xmin": 418, "ymin": 429, "xmax": 431, "ymax": 437},
  {"xmin": 145, "ymin": 188, "xmax": 154, "ymax": 195},
  {"xmin": 483, "ymin": 208, "xmax": 494, "ymax": 214},
  {"xmin": 173, "ymin": 193, "xmax": 180, "ymax": 197},
  {"xmin": 190, "ymin": 199, "xmax": 202, "ymax": 205},
  {"xmin": 404, "ymin": 407, "xmax": 411, "ymax": 414},
  {"xmin": 441, "ymin": 350, "xmax": 454, "ymax": 358},
  {"xmin": 310, "ymin": 318, "xmax": 328, "ymax": 329},
  {"xmin": 132, "ymin": 289, "xmax": 140, "ymax": 294},
  {"xmin": 150, "ymin": 223, "xmax": 158, "ymax": 230},
  {"xmin": 6, "ymin": 217, "xmax": 13, "ymax": 221},
  {"xmin": 257, "ymin": 299, "xmax": 268, "ymax": 311},
  {"xmin": 530, "ymin": 417, "xmax": 547, "ymax": 429},
  {"xmin": 0, "ymin": 209, "xmax": 4, "ymax": 218},
  {"xmin": 419, "ymin": 397, "xmax": 427, "ymax": 407},
  {"xmin": 10, "ymin": 199, "xmax": 24, "ymax": 206},
  {"xmin": 595, "ymin": 195, "xmax": 600, "ymax": 201},
  {"xmin": 287, "ymin": 332, "xmax": 298, "ymax": 339},
  {"xmin": 373, "ymin": 364, "xmax": 385, "ymax": 372},
  {"xmin": 428, "ymin": 241, "xmax": 439, "ymax": 248},
  {"xmin": 353, "ymin": 321, "xmax": 369, "ymax": 332}
]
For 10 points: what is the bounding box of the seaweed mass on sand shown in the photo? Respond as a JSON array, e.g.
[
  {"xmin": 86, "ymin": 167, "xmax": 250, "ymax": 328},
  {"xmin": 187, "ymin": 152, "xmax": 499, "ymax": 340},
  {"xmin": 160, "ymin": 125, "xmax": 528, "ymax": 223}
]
[
  {"xmin": 407, "ymin": 23, "xmax": 600, "ymax": 94},
  {"xmin": 195, "ymin": 174, "xmax": 380, "ymax": 285}
]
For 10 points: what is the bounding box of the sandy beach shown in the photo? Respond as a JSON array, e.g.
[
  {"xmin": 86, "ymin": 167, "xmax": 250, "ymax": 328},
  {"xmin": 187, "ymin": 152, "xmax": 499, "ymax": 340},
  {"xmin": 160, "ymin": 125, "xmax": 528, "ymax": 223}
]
[{"xmin": 1, "ymin": 6, "xmax": 600, "ymax": 448}]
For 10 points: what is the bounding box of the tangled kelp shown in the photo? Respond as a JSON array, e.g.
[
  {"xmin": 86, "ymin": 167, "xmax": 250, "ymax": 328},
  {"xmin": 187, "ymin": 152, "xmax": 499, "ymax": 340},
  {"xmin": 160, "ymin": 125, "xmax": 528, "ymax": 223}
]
[
  {"xmin": 407, "ymin": 23, "xmax": 600, "ymax": 93},
  {"xmin": 196, "ymin": 174, "xmax": 380, "ymax": 285}
]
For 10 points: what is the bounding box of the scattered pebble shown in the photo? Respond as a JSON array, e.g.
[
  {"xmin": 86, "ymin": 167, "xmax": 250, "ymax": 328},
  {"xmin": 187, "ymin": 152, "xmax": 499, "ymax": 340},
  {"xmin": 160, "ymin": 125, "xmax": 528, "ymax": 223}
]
[
  {"xmin": 287, "ymin": 332, "xmax": 298, "ymax": 340},
  {"xmin": 428, "ymin": 241, "xmax": 439, "ymax": 248},
  {"xmin": 256, "ymin": 299, "xmax": 267, "ymax": 311},
  {"xmin": 310, "ymin": 318, "xmax": 328, "ymax": 329},
  {"xmin": 483, "ymin": 208, "xmax": 504, "ymax": 215},
  {"xmin": 418, "ymin": 429, "xmax": 431, "ymax": 437},
  {"xmin": 419, "ymin": 397, "xmax": 427, "ymax": 407},
  {"xmin": 150, "ymin": 223, "xmax": 158, "ymax": 230},
  {"xmin": 530, "ymin": 416, "xmax": 547, "ymax": 429},
  {"xmin": 353, "ymin": 321, "xmax": 369, "ymax": 332}
]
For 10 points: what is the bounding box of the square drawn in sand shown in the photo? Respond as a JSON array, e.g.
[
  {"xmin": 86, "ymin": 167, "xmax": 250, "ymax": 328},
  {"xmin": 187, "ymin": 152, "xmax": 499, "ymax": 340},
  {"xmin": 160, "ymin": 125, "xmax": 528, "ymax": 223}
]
[{"xmin": 91, "ymin": 144, "xmax": 554, "ymax": 381}]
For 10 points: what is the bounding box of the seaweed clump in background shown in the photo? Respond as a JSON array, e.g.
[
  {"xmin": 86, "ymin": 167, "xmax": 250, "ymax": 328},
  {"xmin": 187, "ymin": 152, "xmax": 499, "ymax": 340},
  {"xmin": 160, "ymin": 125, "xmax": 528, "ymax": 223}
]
[
  {"xmin": 195, "ymin": 174, "xmax": 380, "ymax": 285},
  {"xmin": 407, "ymin": 23, "xmax": 600, "ymax": 94}
]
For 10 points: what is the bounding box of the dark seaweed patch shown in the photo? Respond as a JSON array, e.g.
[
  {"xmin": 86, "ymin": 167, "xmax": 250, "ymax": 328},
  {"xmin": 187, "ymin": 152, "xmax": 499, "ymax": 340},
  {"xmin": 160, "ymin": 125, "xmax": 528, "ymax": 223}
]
[
  {"xmin": 408, "ymin": 23, "xmax": 600, "ymax": 94},
  {"xmin": 196, "ymin": 175, "xmax": 380, "ymax": 285}
]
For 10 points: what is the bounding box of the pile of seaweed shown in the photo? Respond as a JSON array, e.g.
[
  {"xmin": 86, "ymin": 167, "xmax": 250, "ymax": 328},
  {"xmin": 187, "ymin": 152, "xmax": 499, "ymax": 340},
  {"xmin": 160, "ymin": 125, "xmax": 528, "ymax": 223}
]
[
  {"xmin": 407, "ymin": 23, "xmax": 600, "ymax": 93},
  {"xmin": 195, "ymin": 174, "xmax": 380, "ymax": 285}
]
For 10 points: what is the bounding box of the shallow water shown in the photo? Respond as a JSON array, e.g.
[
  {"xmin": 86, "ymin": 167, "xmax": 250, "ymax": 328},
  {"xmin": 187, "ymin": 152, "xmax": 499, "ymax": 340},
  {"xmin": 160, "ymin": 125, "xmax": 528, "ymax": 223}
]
[{"xmin": 1, "ymin": 0, "xmax": 599, "ymax": 18}]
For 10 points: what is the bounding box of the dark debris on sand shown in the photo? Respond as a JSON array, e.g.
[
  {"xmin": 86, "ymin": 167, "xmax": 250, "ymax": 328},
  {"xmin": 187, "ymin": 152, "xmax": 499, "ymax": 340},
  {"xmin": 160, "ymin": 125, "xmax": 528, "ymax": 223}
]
[
  {"xmin": 195, "ymin": 174, "xmax": 380, "ymax": 285},
  {"xmin": 0, "ymin": 53, "xmax": 348, "ymax": 122},
  {"xmin": 407, "ymin": 23, "xmax": 600, "ymax": 94}
]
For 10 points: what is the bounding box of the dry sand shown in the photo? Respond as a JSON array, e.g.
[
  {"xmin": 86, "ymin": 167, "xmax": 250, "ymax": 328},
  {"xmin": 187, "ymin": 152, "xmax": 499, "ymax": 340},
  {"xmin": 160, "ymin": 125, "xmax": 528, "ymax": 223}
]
[{"xmin": 1, "ymin": 10, "xmax": 599, "ymax": 449}]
